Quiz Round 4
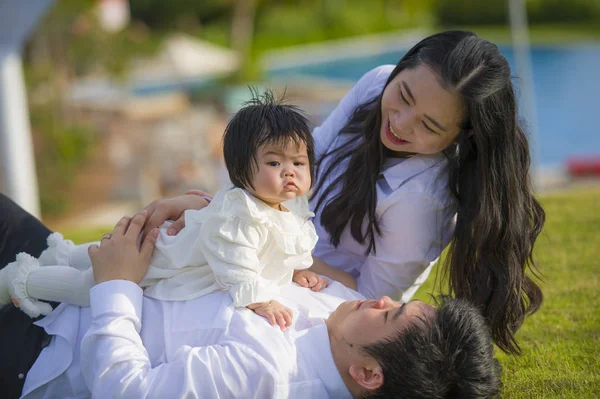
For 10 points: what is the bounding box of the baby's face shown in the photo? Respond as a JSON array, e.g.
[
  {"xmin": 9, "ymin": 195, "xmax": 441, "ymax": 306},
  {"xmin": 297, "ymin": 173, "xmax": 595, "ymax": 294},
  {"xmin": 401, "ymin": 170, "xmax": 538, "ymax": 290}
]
[{"xmin": 248, "ymin": 140, "xmax": 311, "ymax": 209}]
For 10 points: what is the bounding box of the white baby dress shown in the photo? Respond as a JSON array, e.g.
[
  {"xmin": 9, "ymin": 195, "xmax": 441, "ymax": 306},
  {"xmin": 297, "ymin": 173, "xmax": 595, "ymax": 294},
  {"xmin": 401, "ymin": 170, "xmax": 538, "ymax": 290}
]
[{"xmin": 140, "ymin": 187, "xmax": 319, "ymax": 307}]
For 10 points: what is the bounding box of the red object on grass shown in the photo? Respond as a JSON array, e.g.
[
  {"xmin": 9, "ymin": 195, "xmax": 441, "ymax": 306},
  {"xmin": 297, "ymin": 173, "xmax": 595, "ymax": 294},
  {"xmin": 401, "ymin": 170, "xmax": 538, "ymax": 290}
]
[{"xmin": 566, "ymin": 156, "xmax": 600, "ymax": 177}]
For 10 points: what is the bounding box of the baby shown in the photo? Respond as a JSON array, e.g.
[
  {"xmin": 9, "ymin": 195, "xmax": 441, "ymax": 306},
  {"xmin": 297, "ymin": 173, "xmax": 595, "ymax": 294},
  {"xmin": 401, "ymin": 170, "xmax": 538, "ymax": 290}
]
[{"xmin": 0, "ymin": 91, "xmax": 328, "ymax": 331}]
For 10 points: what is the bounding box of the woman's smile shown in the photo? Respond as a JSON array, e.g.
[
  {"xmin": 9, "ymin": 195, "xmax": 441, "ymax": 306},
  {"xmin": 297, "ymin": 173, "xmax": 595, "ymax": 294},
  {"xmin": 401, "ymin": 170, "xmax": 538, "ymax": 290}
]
[{"xmin": 386, "ymin": 120, "xmax": 410, "ymax": 145}]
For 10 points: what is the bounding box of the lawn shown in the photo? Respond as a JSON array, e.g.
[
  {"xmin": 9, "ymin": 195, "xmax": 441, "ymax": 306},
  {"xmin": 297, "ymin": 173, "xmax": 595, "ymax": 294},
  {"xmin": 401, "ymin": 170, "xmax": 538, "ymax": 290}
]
[
  {"xmin": 412, "ymin": 187, "xmax": 600, "ymax": 398},
  {"xmin": 61, "ymin": 187, "xmax": 600, "ymax": 398}
]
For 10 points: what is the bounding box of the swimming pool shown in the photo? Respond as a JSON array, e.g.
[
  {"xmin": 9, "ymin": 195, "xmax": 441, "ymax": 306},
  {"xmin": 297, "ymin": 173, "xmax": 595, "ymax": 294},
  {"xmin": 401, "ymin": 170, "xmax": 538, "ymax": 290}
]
[{"xmin": 266, "ymin": 44, "xmax": 600, "ymax": 167}]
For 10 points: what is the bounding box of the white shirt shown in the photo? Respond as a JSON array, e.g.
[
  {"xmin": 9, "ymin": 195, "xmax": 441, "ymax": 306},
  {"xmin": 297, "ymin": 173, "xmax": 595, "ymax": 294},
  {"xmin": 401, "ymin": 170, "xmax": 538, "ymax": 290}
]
[
  {"xmin": 140, "ymin": 187, "xmax": 318, "ymax": 307},
  {"xmin": 311, "ymin": 65, "xmax": 457, "ymax": 302},
  {"xmin": 22, "ymin": 281, "xmax": 361, "ymax": 398}
]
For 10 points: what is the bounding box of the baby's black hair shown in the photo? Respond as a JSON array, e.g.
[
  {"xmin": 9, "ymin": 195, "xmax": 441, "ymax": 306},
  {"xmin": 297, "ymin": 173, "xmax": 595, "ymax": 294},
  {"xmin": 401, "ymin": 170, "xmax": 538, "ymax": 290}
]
[{"xmin": 223, "ymin": 89, "xmax": 314, "ymax": 190}]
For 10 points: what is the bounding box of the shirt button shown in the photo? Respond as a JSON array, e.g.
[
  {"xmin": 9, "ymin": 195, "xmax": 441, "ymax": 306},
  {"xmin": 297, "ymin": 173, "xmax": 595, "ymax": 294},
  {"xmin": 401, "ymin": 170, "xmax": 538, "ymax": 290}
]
[{"xmin": 18, "ymin": 373, "xmax": 25, "ymax": 379}]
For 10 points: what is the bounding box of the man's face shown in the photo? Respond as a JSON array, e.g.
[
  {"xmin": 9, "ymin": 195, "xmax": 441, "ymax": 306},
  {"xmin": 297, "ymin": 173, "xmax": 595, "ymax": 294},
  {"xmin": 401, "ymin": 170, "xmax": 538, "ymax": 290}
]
[{"xmin": 326, "ymin": 296, "xmax": 436, "ymax": 347}]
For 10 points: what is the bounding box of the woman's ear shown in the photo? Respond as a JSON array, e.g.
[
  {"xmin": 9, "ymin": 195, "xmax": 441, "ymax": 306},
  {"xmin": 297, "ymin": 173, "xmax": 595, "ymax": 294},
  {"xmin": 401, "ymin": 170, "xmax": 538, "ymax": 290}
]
[
  {"xmin": 455, "ymin": 129, "xmax": 473, "ymax": 144},
  {"xmin": 349, "ymin": 363, "xmax": 384, "ymax": 391}
]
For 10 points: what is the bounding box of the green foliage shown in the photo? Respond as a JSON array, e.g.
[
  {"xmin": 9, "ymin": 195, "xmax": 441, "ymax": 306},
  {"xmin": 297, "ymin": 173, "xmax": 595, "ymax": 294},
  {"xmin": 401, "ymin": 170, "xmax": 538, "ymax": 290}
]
[
  {"xmin": 67, "ymin": 21, "xmax": 162, "ymax": 77},
  {"xmin": 457, "ymin": 24, "xmax": 600, "ymax": 45},
  {"xmin": 435, "ymin": 0, "xmax": 600, "ymax": 26},
  {"xmin": 29, "ymin": 103, "xmax": 95, "ymax": 216},
  {"xmin": 235, "ymin": 0, "xmax": 432, "ymax": 80},
  {"xmin": 435, "ymin": 0, "xmax": 507, "ymax": 25},
  {"xmin": 126, "ymin": 0, "xmax": 435, "ymax": 80},
  {"xmin": 527, "ymin": 0, "xmax": 600, "ymax": 24},
  {"xmin": 414, "ymin": 187, "xmax": 600, "ymax": 397},
  {"xmin": 129, "ymin": 0, "xmax": 234, "ymax": 30},
  {"xmin": 24, "ymin": 1, "xmax": 165, "ymax": 216},
  {"xmin": 253, "ymin": 0, "xmax": 427, "ymax": 49}
]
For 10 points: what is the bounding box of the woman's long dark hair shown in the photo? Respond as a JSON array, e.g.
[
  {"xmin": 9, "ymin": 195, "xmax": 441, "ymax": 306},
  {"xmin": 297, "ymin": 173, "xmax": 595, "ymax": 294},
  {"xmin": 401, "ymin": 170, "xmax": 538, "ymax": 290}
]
[{"xmin": 313, "ymin": 30, "xmax": 545, "ymax": 354}]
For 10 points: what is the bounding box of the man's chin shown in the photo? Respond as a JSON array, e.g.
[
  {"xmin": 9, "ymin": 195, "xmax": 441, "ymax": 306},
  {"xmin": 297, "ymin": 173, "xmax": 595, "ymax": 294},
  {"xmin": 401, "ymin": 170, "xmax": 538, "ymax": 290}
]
[{"xmin": 331, "ymin": 300, "xmax": 355, "ymax": 317}]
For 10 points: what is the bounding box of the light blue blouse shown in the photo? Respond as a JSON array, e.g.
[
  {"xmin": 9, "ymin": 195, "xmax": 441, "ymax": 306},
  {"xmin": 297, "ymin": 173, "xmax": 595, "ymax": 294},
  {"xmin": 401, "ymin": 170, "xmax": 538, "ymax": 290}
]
[{"xmin": 310, "ymin": 65, "xmax": 457, "ymax": 302}]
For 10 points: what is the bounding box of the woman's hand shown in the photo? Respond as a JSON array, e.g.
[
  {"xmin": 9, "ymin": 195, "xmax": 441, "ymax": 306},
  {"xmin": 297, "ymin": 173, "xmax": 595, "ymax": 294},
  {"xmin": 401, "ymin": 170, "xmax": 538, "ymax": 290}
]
[
  {"xmin": 246, "ymin": 300, "xmax": 293, "ymax": 332},
  {"xmin": 139, "ymin": 191, "xmax": 212, "ymax": 243},
  {"xmin": 88, "ymin": 211, "xmax": 159, "ymax": 284},
  {"xmin": 293, "ymin": 270, "xmax": 329, "ymax": 292}
]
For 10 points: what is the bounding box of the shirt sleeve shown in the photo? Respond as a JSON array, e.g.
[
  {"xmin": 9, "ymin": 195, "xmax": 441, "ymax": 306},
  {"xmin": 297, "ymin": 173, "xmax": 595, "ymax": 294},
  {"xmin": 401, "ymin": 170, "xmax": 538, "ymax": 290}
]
[
  {"xmin": 199, "ymin": 214, "xmax": 280, "ymax": 307},
  {"xmin": 81, "ymin": 281, "xmax": 278, "ymax": 398},
  {"xmin": 356, "ymin": 194, "xmax": 453, "ymax": 301},
  {"xmin": 312, "ymin": 65, "xmax": 394, "ymax": 159}
]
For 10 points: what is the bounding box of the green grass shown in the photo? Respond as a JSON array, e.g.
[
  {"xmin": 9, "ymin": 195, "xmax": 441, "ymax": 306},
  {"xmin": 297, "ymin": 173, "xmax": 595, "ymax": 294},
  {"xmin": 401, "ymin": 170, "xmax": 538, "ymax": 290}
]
[
  {"xmin": 412, "ymin": 187, "xmax": 600, "ymax": 398},
  {"xmin": 453, "ymin": 24, "xmax": 600, "ymax": 45},
  {"xmin": 61, "ymin": 187, "xmax": 600, "ymax": 397}
]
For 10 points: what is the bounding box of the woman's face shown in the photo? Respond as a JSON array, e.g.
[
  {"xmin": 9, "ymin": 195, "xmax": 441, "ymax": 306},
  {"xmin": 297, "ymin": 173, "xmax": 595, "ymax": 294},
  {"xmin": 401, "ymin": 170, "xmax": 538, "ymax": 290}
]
[{"xmin": 380, "ymin": 64, "xmax": 465, "ymax": 156}]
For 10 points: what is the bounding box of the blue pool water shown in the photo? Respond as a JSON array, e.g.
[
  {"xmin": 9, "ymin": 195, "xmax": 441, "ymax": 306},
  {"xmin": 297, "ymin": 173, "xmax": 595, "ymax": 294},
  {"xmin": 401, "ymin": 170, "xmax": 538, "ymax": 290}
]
[{"xmin": 267, "ymin": 45, "xmax": 600, "ymax": 167}]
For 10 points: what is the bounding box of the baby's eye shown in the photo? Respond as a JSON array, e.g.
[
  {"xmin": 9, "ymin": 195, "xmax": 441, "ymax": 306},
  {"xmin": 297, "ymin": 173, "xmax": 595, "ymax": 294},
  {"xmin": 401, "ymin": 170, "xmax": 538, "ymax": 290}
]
[
  {"xmin": 267, "ymin": 161, "xmax": 280, "ymax": 167},
  {"xmin": 294, "ymin": 162, "xmax": 305, "ymax": 166}
]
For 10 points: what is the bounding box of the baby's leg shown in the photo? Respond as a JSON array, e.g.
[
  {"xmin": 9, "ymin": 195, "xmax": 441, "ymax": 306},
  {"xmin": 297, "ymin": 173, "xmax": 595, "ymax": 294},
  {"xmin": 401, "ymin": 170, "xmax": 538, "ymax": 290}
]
[
  {"xmin": 25, "ymin": 265, "xmax": 95, "ymax": 307},
  {"xmin": 38, "ymin": 232, "xmax": 97, "ymax": 270},
  {"xmin": 39, "ymin": 220, "xmax": 172, "ymax": 270},
  {"xmin": 2, "ymin": 253, "xmax": 95, "ymax": 318}
]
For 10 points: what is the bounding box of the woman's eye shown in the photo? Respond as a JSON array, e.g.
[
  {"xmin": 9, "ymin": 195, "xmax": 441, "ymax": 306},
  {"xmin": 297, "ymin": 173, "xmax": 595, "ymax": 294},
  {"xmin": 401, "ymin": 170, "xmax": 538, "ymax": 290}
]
[
  {"xmin": 400, "ymin": 91, "xmax": 410, "ymax": 105},
  {"xmin": 267, "ymin": 161, "xmax": 280, "ymax": 166},
  {"xmin": 422, "ymin": 122, "xmax": 438, "ymax": 135}
]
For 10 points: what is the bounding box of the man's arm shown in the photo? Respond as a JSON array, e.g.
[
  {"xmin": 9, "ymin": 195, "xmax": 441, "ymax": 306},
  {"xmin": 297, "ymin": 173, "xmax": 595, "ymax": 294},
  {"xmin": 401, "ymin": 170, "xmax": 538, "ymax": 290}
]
[
  {"xmin": 81, "ymin": 280, "xmax": 278, "ymax": 398},
  {"xmin": 84, "ymin": 211, "xmax": 279, "ymax": 398}
]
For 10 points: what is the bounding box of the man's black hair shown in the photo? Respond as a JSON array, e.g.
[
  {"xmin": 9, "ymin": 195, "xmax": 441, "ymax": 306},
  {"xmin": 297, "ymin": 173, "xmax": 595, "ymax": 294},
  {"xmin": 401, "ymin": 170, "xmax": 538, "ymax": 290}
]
[
  {"xmin": 223, "ymin": 89, "xmax": 314, "ymax": 190},
  {"xmin": 362, "ymin": 296, "xmax": 502, "ymax": 398}
]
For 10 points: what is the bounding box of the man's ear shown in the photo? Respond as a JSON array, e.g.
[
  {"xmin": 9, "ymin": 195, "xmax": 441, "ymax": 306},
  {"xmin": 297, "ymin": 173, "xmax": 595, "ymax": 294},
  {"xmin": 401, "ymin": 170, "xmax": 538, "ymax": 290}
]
[{"xmin": 348, "ymin": 363, "xmax": 384, "ymax": 391}]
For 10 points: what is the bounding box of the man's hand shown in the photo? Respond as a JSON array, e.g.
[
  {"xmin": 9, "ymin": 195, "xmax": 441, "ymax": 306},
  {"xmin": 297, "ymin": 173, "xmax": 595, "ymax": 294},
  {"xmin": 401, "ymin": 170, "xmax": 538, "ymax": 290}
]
[
  {"xmin": 88, "ymin": 211, "xmax": 159, "ymax": 284},
  {"xmin": 293, "ymin": 270, "xmax": 329, "ymax": 292},
  {"xmin": 139, "ymin": 191, "xmax": 212, "ymax": 243},
  {"xmin": 247, "ymin": 300, "xmax": 293, "ymax": 332}
]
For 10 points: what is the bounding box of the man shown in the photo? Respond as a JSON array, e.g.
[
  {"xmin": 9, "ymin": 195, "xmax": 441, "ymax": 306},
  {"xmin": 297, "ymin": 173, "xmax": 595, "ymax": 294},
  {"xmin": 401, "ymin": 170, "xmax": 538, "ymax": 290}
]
[{"xmin": 19, "ymin": 212, "xmax": 501, "ymax": 398}]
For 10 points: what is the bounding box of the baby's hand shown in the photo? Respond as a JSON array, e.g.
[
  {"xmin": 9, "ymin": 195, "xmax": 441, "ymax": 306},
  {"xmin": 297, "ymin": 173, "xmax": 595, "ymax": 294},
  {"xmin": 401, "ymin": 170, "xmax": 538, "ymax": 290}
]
[
  {"xmin": 293, "ymin": 270, "xmax": 329, "ymax": 292},
  {"xmin": 247, "ymin": 300, "xmax": 293, "ymax": 332}
]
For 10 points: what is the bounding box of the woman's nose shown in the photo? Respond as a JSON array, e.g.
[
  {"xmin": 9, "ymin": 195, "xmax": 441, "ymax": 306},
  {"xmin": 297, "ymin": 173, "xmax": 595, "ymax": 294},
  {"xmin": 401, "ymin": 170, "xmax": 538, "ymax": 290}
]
[{"xmin": 393, "ymin": 111, "xmax": 415, "ymax": 136}]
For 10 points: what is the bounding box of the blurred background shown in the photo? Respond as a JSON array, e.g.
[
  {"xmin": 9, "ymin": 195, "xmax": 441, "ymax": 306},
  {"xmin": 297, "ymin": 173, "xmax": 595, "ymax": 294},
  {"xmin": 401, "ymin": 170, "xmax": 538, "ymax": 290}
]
[{"xmin": 1, "ymin": 0, "xmax": 599, "ymax": 229}]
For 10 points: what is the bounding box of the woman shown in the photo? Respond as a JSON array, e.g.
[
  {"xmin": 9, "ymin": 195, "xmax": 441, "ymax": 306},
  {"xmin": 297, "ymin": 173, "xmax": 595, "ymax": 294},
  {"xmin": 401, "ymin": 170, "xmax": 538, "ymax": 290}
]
[
  {"xmin": 0, "ymin": 29, "xmax": 542, "ymax": 396},
  {"xmin": 144, "ymin": 30, "xmax": 545, "ymax": 355}
]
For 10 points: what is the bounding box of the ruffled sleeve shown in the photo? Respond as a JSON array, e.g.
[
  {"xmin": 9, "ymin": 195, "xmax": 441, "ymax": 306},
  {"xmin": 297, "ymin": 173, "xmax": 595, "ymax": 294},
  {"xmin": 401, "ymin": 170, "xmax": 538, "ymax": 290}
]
[{"xmin": 198, "ymin": 209, "xmax": 278, "ymax": 308}]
